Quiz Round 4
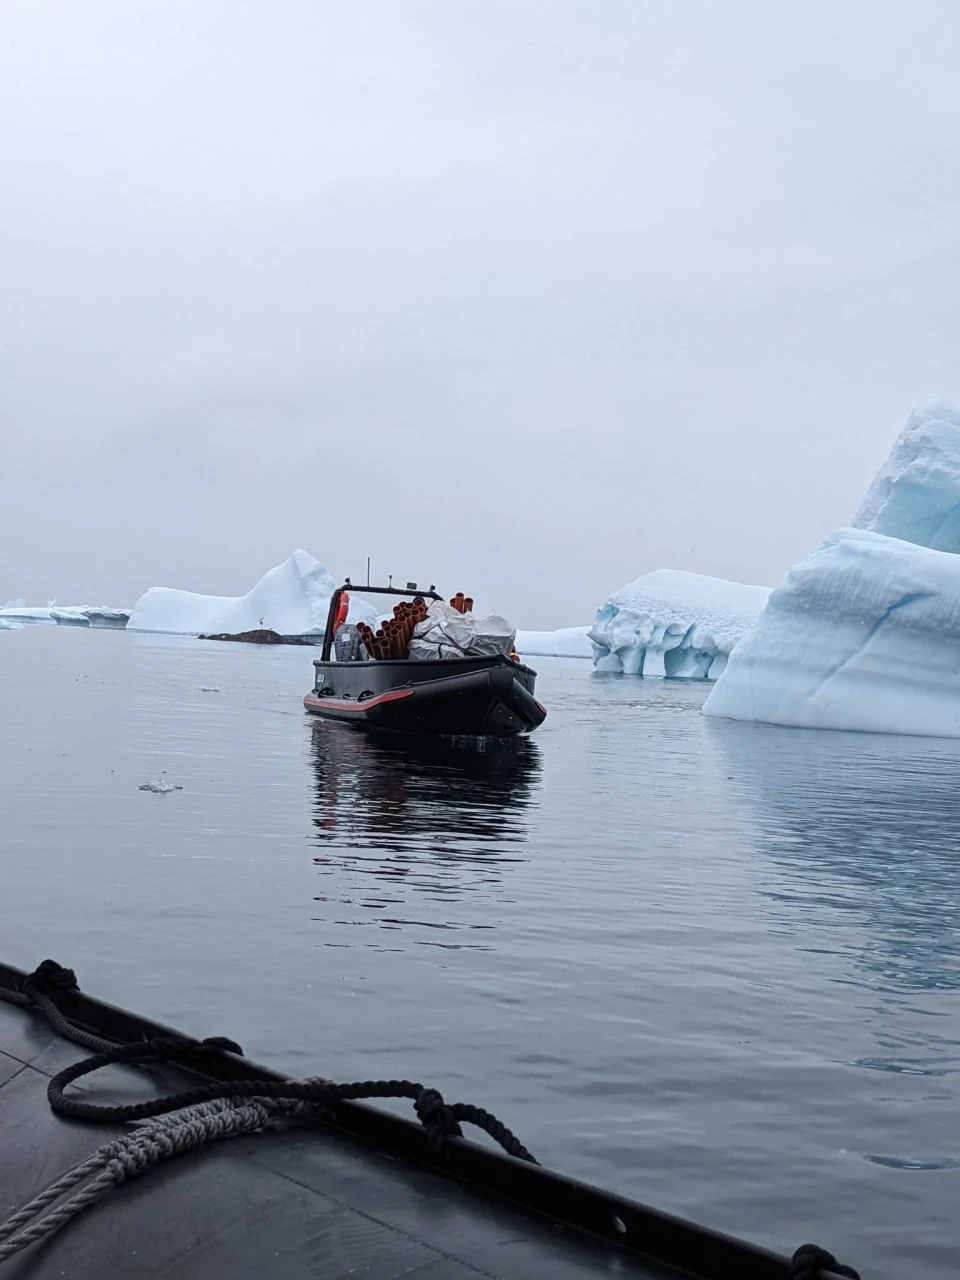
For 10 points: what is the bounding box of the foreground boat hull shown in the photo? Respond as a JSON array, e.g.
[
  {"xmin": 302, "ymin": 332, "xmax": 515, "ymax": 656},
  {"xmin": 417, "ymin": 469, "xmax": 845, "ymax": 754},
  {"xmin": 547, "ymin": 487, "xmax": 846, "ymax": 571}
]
[
  {"xmin": 304, "ymin": 655, "xmax": 546, "ymax": 736},
  {"xmin": 0, "ymin": 960, "xmax": 853, "ymax": 1280}
]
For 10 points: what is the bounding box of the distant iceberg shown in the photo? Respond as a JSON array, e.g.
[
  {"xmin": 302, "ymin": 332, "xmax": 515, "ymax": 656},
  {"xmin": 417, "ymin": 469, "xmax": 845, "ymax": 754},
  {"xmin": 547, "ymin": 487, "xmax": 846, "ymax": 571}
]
[
  {"xmin": 50, "ymin": 606, "xmax": 131, "ymax": 628},
  {"xmin": 0, "ymin": 607, "xmax": 57, "ymax": 627},
  {"xmin": 515, "ymin": 626, "xmax": 594, "ymax": 659},
  {"xmin": 127, "ymin": 549, "xmax": 375, "ymax": 637},
  {"xmin": 706, "ymin": 399, "xmax": 960, "ymax": 737},
  {"xmin": 0, "ymin": 604, "xmax": 130, "ymax": 628},
  {"xmin": 589, "ymin": 569, "xmax": 770, "ymax": 679}
]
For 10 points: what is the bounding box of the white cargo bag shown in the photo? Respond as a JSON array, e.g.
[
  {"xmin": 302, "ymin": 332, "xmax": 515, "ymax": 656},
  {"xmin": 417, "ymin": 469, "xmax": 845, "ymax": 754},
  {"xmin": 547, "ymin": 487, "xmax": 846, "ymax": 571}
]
[{"xmin": 408, "ymin": 600, "xmax": 516, "ymax": 660}]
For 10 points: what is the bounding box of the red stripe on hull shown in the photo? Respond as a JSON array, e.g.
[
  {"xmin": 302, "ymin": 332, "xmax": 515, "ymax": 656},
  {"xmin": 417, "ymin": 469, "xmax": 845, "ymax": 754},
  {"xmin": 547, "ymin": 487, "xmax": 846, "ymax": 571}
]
[{"xmin": 303, "ymin": 688, "xmax": 415, "ymax": 714}]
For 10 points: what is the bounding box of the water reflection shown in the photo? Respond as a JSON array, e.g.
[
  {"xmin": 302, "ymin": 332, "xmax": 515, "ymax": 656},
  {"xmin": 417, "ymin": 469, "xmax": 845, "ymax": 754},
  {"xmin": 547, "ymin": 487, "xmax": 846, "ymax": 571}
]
[
  {"xmin": 709, "ymin": 720, "xmax": 960, "ymax": 997},
  {"xmin": 706, "ymin": 715, "xmax": 960, "ymax": 1112},
  {"xmin": 307, "ymin": 725, "xmax": 540, "ymax": 949}
]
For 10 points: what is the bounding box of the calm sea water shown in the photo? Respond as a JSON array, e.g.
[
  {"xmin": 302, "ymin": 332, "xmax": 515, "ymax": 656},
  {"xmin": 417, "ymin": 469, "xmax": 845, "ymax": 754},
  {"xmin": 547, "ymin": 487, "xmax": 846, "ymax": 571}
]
[{"xmin": 2, "ymin": 626, "xmax": 958, "ymax": 1278}]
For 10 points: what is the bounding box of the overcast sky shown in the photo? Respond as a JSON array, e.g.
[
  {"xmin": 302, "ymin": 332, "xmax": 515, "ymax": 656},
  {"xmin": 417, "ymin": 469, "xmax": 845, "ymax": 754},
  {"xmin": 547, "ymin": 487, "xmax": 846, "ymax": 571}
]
[{"xmin": 2, "ymin": 1, "xmax": 959, "ymax": 627}]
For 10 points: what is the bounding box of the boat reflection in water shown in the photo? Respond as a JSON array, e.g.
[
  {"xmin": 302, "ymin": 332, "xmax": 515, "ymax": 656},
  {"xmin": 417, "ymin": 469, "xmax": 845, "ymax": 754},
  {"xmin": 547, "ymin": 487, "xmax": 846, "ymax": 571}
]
[{"xmin": 308, "ymin": 724, "xmax": 541, "ymax": 950}]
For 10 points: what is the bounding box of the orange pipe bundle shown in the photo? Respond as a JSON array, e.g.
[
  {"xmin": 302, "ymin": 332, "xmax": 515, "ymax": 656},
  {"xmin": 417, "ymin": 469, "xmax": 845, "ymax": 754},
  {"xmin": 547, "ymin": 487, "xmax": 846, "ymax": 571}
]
[
  {"xmin": 353, "ymin": 596, "xmax": 438, "ymax": 662},
  {"xmin": 356, "ymin": 621, "xmax": 382, "ymax": 660},
  {"xmin": 448, "ymin": 591, "xmax": 473, "ymax": 615}
]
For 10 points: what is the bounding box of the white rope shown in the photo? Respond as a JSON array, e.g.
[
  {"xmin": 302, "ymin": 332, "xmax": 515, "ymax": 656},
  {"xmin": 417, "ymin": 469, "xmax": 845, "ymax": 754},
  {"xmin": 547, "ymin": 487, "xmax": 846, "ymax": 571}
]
[{"xmin": 0, "ymin": 1098, "xmax": 275, "ymax": 1263}]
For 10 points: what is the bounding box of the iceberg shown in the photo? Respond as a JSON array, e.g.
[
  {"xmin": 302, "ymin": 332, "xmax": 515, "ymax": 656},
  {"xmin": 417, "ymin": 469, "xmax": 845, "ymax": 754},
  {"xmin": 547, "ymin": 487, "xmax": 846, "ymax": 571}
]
[
  {"xmin": 515, "ymin": 626, "xmax": 594, "ymax": 659},
  {"xmin": 0, "ymin": 605, "xmax": 131, "ymax": 628},
  {"xmin": 703, "ymin": 528, "xmax": 960, "ymax": 737},
  {"xmin": 127, "ymin": 549, "xmax": 376, "ymax": 637},
  {"xmin": 0, "ymin": 618, "xmax": 24, "ymax": 631},
  {"xmin": 589, "ymin": 569, "xmax": 770, "ymax": 679},
  {"xmin": 705, "ymin": 398, "xmax": 960, "ymax": 737},
  {"xmin": 0, "ymin": 607, "xmax": 57, "ymax": 626},
  {"xmin": 50, "ymin": 606, "xmax": 131, "ymax": 628},
  {"xmin": 852, "ymin": 397, "xmax": 960, "ymax": 551}
]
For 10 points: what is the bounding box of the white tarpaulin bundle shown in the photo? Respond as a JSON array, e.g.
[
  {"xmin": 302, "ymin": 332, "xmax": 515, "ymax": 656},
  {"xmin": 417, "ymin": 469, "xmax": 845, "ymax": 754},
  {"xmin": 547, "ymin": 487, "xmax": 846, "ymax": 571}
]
[{"xmin": 408, "ymin": 600, "xmax": 516, "ymax": 660}]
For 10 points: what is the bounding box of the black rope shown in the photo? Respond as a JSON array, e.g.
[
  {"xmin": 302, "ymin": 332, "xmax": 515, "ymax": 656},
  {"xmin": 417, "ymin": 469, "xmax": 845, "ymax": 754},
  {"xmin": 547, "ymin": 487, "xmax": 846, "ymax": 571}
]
[
  {"xmin": 9, "ymin": 960, "xmax": 243, "ymax": 1060},
  {"xmin": 789, "ymin": 1244, "xmax": 861, "ymax": 1280},
  {"xmin": 4, "ymin": 960, "xmax": 535, "ymax": 1163},
  {"xmin": 19, "ymin": 961, "xmax": 118, "ymax": 1054},
  {"xmin": 45, "ymin": 1038, "xmax": 537, "ymax": 1162}
]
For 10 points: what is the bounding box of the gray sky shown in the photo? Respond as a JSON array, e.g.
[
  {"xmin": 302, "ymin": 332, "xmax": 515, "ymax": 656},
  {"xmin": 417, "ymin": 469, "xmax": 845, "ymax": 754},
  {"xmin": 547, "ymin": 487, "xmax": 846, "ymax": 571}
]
[{"xmin": 3, "ymin": 1, "xmax": 959, "ymax": 627}]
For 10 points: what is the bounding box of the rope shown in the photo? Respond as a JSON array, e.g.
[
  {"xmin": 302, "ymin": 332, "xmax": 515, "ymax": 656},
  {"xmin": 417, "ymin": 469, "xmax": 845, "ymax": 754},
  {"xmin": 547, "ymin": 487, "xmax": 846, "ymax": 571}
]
[
  {"xmin": 0, "ymin": 960, "xmax": 117, "ymax": 1053},
  {"xmin": 788, "ymin": 1244, "xmax": 861, "ymax": 1279},
  {"xmin": 0, "ymin": 1098, "xmax": 274, "ymax": 1263},
  {"xmin": 45, "ymin": 1037, "xmax": 537, "ymax": 1163},
  {"xmin": 5, "ymin": 959, "xmax": 243, "ymax": 1058}
]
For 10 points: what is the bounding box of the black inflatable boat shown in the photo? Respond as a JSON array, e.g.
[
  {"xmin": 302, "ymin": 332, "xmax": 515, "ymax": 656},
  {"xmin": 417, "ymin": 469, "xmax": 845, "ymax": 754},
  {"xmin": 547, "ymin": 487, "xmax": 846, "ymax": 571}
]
[
  {"xmin": 303, "ymin": 582, "xmax": 547, "ymax": 736},
  {"xmin": 0, "ymin": 960, "xmax": 857, "ymax": 1280}
]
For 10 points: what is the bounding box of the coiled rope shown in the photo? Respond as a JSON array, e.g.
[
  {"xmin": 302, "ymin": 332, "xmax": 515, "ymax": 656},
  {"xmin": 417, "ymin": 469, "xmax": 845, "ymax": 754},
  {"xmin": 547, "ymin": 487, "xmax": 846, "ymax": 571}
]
[{"xmin": 0, "ymin": 1098, "xmax": 273, "ymax": 1263}]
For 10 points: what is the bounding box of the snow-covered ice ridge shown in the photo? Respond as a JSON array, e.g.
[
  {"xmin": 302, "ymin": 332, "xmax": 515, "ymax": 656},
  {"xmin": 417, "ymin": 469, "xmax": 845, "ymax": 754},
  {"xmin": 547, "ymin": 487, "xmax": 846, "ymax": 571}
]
[
  {"xmin": 515, "ymin": 626, "xmax": 594, "ymax": 658},
  {"xmin": 127, "ymin": 549, "xmax": 375, "ymax": 636},
  {"xmin": 706, "ymin": 398, "xmax": 960, "ymax": 738},
  {"xmin": 589, "ymin": 569, "xmax": 770, "ymax": 679}
]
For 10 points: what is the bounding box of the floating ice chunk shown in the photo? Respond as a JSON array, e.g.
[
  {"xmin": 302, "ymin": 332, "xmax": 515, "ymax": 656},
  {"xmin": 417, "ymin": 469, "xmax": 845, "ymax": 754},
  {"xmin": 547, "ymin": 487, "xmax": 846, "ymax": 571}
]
[
  {"xmin": 139, "ymin": 780, "xmax": 183, "ymax": 793},
  {"xmin": 127, "ymin": 550, "xmax": 375, "ymax": 637},
  {"xmin": 853, "ymin": 398, "xmax": 960, "ymax": 552},
  {"xmin": 514, "ymin": 626, "xmax": 594, "ymax": 658},
  {"xmin": 704, "ymin": 527, "xmax": 960, "ymax": 737},
  {"xmin": 589, "ymin": 569, "xmax": 770, "ymax": 678},
  {"xmin": 0, "ymin": 618, "xmax": 24, "ymax": 631}
]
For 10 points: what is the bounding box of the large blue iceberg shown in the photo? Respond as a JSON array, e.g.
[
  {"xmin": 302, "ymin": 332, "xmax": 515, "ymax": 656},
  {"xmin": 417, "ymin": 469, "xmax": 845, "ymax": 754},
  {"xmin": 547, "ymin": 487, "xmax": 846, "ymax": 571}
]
[{"xmin": 705, "ymin": 398, "xmax": 960, "ymax": 738}]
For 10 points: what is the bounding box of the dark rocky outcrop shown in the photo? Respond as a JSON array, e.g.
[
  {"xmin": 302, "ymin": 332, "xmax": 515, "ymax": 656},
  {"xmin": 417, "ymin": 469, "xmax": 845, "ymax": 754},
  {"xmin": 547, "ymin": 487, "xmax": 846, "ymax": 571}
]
[{"xmin": 199, "ymin": 629, "xmax": 316, "ymax": 646}]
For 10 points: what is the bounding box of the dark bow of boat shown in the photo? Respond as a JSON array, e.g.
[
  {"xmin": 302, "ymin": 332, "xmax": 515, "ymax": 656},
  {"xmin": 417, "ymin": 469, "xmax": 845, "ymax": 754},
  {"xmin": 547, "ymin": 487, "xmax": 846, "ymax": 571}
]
[{"xmin": 0, "ymin": 961, "xmax": 858, "ymax": 1280}]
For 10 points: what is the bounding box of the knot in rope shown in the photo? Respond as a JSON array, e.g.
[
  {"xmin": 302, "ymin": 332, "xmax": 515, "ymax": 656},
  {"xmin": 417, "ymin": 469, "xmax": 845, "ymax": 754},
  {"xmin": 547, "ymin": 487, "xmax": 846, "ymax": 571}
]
[
  {"xmin": 23, "ymin": 960, "xmax": 79, "ymax": 998},
  {"xmin": 198, "ymin": 1035, "xmax": 245, "ymax": 1056},
  {"xmin": 789, "ymin": 1243, "xmax": 861, "ymax": 1280},
  {"xmin": 414, "ymin": 1087, "xmax": 463, "ymax": 1154}
]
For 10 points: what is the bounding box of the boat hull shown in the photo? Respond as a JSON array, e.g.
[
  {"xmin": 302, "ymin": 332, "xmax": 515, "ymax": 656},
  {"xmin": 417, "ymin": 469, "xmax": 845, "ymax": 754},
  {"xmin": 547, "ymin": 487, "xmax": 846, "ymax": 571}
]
[{"xmin": 304, "ymin": 655, "xmax": 546, "ymax": 736}]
